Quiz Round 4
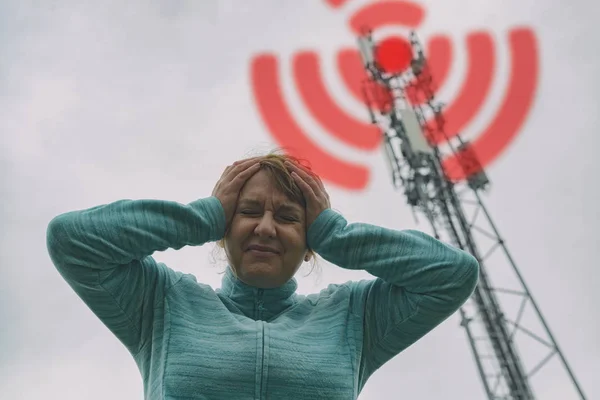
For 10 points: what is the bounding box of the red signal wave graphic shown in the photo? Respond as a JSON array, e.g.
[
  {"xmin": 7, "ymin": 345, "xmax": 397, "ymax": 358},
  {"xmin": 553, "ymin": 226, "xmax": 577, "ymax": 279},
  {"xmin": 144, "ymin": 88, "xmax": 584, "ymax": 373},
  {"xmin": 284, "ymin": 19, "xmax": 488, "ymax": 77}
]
[
  {"xmin": 348, "ymin": 1, "xmax": 425, "ymax": 31},
  {"xmin": 250, "ymin": 0, "xmax": 539, "ymax": 188},
  {"xmin": 251, "ymin": 55, "xmax": 371, "ymax": 190}
]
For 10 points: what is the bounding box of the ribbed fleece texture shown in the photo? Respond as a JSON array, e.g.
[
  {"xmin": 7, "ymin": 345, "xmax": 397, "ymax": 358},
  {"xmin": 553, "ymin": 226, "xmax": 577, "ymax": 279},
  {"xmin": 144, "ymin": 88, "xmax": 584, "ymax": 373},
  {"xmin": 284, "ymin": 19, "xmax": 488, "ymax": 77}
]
[{"xmin": 46, "ymin": 196, "xmax": 479, "ymax": 400}]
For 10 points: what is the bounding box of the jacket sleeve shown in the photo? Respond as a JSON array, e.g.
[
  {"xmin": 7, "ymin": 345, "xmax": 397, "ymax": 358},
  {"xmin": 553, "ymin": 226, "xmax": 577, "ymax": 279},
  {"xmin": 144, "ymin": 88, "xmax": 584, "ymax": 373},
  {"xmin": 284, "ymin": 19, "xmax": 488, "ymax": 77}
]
[
  {"xmin": 46, "ymin": 196, "xmax": 226, "ymax": 355},
  {"xmin": 306, "ymin": 209, "xmax": 479, "ymax": 387}
]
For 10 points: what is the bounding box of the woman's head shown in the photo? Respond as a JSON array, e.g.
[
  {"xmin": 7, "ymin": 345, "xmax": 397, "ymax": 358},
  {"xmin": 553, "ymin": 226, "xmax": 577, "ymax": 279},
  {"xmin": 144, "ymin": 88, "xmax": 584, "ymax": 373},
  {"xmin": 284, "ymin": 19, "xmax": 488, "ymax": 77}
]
[{"xmin": 217, "ymin": 152, "xmax": 318, "ymax": 288}]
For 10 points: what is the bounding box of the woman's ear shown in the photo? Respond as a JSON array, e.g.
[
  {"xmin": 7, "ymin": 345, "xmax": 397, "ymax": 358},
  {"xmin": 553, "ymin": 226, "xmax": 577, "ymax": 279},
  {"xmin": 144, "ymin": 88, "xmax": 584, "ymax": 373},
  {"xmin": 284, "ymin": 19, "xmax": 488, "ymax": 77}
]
[{"xmin": 304, "ymin": 250, "xmax": 313, "ymax": 262}]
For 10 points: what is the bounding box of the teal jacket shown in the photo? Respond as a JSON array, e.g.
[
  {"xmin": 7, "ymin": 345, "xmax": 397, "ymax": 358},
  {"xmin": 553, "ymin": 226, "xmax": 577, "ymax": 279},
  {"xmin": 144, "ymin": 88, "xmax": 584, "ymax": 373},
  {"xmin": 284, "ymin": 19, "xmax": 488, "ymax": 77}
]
[{"xmin": 46, "ymin": 196, "xmax": 479, "ymax": 399}]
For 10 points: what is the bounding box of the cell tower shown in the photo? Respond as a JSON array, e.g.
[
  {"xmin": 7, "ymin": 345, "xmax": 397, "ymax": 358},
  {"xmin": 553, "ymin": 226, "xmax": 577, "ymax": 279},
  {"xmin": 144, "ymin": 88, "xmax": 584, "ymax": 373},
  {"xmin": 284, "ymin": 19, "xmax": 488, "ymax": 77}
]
[{"xmin": 355, "ymin": 30, "xmax": 587, "ymax": 400}]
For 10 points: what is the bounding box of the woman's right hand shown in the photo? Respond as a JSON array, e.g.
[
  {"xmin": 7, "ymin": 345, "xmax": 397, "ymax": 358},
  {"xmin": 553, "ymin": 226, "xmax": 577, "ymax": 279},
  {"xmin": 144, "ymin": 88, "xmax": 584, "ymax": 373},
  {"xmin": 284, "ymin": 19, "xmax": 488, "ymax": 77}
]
[{"xmin": 211, "ymin": 158, "xmax": 261, "ymax": 230}]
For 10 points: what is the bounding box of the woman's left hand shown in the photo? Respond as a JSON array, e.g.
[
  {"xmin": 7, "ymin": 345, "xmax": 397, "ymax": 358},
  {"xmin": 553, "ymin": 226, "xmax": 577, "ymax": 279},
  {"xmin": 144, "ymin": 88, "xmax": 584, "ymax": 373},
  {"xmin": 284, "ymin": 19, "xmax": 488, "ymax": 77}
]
[{"xmin": 285, "ymin": 161, "xmax": 331, "ymax": 230}]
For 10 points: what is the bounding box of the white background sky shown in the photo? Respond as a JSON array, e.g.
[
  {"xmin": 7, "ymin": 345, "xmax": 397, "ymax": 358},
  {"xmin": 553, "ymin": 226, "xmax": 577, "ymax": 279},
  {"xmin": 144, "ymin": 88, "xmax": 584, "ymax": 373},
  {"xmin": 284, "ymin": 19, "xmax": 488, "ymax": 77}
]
[{"xmin": 1, "ymin": 0, "xmax": 599, "ymax": 399}]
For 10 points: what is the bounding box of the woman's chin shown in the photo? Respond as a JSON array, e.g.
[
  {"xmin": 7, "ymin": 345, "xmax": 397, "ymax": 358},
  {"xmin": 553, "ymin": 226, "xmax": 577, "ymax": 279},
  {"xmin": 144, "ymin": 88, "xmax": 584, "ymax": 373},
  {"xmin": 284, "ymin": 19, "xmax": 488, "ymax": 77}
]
[{"xmin": 237, "ymin": 261, "xmax": 282, "ymax": 288}]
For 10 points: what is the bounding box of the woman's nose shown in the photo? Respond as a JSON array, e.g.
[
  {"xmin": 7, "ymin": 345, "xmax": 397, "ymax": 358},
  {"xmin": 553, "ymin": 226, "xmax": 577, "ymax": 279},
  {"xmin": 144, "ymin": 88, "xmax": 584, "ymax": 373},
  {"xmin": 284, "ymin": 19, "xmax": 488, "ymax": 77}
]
[{"xmin": 254, "ymin": 214, "xmax": 277, "ymax": 236}]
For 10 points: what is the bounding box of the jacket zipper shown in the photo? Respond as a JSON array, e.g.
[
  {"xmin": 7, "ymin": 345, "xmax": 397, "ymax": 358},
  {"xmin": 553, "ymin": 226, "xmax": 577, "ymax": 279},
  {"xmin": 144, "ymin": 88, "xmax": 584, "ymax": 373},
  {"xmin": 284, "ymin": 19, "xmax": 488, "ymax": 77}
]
[
  {"xmin": 257, "ymin": 289, "xmax": 265, "ymax": 399},
  {"xmin": 259, "ymin": 321, "xmax": 265, "ymax": 399},
  {"xmin": 256, "ymin": 289, "xmax": 265, "ymax": 319}
]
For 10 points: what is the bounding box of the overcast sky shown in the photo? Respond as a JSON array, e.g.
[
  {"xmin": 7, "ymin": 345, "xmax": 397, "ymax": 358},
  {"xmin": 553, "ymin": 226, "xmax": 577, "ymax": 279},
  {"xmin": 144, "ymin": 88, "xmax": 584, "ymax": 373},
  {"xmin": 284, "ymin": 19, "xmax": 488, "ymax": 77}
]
[{"xmin": 1, "ymin": 1, "xmax": 599, "ymax": 399}]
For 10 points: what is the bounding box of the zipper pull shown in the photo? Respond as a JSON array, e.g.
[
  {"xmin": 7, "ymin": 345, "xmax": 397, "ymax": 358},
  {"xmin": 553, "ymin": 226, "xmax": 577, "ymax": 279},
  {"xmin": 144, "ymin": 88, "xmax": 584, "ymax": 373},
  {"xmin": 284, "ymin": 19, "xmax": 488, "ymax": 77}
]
[{"xmin": 257, "ymin": 289, "xmax": 265, "ymax": 312}]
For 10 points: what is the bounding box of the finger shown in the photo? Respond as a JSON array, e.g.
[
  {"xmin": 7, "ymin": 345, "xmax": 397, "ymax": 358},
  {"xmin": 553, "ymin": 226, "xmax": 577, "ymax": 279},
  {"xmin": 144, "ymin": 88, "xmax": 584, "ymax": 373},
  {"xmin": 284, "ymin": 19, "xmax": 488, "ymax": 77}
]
[
  {"xmin": 226, "ymin": 158, "xmax": 260, "ymax": 179},
  {"xmin": 291, "ymin": 171, "xmax": 317, "ymax": 202},
  {"xmin": 234, "ymin": 156, "xmax": 259, "ymax": 165},
  {"xmin": 287, "ymin": 161, "xmax": 321, "ymax": 194},
  {"xmin": 304, "ymin": 169, "xmax": 327, "ymax": 194},
  {"xmin": 232, "ymin": 157, "xmax": 259, "ymax": 169},
  {"xmin": 313, "ymin": 174, "xmax": 326, "ymax": 191},
  {"xmin": 289, "ymin": 163, "xmax": 331, "ymax": 205},
  {"xmin": 221, "ymin": 158, "xmax": 250, "ymax": 178},
  {"xmin": 220, "ymin": 167, "xmax": 231, "ymax": 179},
  {"xmin": 230, "ymin": 162, "xmax": 261, "ymax": 188}
]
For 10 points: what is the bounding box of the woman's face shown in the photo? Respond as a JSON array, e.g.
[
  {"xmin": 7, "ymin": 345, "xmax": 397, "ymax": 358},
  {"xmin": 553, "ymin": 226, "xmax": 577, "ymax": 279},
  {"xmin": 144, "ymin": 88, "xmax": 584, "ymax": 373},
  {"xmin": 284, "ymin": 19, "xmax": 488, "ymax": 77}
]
[{"xmin": 224, "ymin": 169, "xmax": 311, "ymax": 288}]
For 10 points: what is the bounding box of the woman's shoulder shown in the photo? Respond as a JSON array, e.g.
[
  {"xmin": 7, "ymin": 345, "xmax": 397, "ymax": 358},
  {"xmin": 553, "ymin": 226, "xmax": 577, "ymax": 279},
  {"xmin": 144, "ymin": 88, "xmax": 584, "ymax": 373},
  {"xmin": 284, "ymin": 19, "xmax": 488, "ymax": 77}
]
[{"xmin": 298, "ymin": 279, "xmax": 365, "ymax": 306}]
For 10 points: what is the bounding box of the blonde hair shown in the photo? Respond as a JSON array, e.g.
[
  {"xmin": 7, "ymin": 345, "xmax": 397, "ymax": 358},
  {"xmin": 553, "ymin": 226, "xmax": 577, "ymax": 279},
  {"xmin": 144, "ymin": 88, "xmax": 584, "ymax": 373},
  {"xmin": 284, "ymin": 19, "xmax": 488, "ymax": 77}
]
[{"xmin": 213, "ymin": 149, "xmax": 321, "ymax": 277}]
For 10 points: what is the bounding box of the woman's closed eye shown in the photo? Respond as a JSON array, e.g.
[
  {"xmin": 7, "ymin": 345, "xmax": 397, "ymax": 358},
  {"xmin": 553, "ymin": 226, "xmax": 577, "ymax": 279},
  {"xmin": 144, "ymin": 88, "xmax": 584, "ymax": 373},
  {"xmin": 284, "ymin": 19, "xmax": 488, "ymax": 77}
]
[
  {"xmin": 240, "ymin": 210, "xmax": 298, "ymax": 222},
  {"xmin": 240, "ymin": 210, "xmax": 260, "ymax": 215}
]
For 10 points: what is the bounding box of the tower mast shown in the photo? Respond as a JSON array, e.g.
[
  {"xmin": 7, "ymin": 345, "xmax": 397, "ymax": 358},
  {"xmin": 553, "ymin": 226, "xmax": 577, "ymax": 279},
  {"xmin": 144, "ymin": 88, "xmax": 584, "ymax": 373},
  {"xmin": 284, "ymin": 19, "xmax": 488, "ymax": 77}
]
[{"xmin": 356, "ymin": 29, "xmax": 587, "ymax": 400}]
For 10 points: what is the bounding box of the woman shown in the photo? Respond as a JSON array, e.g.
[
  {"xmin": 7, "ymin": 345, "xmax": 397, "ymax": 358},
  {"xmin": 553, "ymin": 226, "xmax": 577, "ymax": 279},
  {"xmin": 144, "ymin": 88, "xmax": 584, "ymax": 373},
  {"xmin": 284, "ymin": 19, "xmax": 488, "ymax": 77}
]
[{"xmin": 46, "ymin": 153, "xmax": 479, "ymax": 399}]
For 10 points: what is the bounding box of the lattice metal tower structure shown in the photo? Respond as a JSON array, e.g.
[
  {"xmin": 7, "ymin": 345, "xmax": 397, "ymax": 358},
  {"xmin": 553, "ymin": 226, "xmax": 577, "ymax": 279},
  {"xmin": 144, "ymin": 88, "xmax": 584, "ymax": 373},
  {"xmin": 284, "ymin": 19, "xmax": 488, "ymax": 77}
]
[{"xmin": 355, "ymin": 30, "xmax": 587, "ymax": 400}]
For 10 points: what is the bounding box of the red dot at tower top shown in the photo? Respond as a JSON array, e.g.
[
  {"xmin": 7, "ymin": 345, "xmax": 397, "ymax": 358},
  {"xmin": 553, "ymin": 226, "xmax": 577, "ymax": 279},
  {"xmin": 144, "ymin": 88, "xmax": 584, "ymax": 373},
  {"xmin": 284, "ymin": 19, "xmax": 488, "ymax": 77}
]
[{"xmin": 375, "ymin": 36, "xmax": 414, "ymax": 74}]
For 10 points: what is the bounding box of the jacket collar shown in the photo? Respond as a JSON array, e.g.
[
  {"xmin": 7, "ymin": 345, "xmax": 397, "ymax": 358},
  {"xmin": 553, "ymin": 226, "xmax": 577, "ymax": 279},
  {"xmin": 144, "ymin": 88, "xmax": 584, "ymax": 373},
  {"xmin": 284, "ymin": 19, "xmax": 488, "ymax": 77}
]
[{"xmin": 218, "ymin": 266, "xmax": 298, "ymax": 320}]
